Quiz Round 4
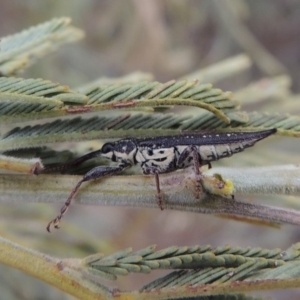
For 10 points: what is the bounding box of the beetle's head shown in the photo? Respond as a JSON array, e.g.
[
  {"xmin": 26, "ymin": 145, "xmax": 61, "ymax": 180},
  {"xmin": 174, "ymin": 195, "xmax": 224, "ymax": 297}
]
[{"xmin": 101, "ymin": 142, "xmax": 116, "ymax": 160}]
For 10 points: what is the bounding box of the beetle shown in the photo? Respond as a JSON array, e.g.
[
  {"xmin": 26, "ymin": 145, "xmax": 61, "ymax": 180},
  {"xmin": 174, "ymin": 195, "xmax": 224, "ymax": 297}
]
[{"xmin": 42, "ymin": 128, "xmax": 276, "ymax": 232}]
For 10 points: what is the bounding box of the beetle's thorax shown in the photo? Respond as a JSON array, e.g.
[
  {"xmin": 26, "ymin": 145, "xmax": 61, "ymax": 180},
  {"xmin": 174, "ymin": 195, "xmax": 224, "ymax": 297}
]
[
  {"xmin": 135, "ymin": 145, "xmax": 176, "ymax": 174},
  {"xmin": 101, "ymin": 139, "xmax": 137, "ymax": 165}
]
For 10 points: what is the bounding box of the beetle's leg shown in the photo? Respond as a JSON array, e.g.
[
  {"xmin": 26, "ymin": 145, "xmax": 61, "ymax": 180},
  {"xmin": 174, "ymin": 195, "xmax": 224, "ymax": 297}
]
[
  {"xmin": 190, "ymin": 146, "xmax": 202, "ymax": 198},
  {"xmin": 47, "ymin": 163, "xmax": 129, "ymax": 232},
  {"xmin": 154, "ymin": 171, "xmax": 164, "ymax": 210},
  {"xmin": 142, "ymin": 167, "xmax": 165, "ymax": 210},
  {"xmin": 177, "ymin": 146, "xmax": 202, "ymax": 198},
  {"xmin": 177, "ymin": 146, "xmax": 193, "ymax": 167},
  {"xmin": 37, "ymin": 149, "xmax": 103, "ymax": 174},
  {"xmin": 178, "ymin": 146, "xmax": 212, "ymax": 171}
]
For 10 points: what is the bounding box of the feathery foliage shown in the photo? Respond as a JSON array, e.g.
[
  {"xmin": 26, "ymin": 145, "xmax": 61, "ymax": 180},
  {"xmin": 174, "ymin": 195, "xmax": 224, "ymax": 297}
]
[
  {"xmin": 0, "ymin": 17, "xmax": 300, "ymax": 300},
  {"xmin": 0, "ymin": 17, "xmax": 83, "ymax": 76}
]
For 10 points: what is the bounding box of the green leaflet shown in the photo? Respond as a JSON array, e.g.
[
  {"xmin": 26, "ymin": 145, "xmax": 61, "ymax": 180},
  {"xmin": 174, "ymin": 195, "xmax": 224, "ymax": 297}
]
[
  {"xmin": 0, "ymin": 76, "xmax": 244, "ymax": 125},
  {"xmin": 1, "ymin": 111, "xmax": 300, "ymax": 152},
  {"xmin": 81, "ymin": 243, "xmax": 300, "ymax": 285},
  {"xmin": 0, "ymin": 18, "xmax": 83, "ymax": 76}
]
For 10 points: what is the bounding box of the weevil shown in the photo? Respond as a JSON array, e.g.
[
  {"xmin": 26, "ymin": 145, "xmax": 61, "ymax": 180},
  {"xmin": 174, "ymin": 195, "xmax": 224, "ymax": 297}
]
[{"xmin": 42, "ymin": 128, "xmax": 276, "ymax": 232}]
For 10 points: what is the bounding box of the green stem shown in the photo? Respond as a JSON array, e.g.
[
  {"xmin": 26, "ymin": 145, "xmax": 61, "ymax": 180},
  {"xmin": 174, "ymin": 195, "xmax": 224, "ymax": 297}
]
[{"xmin": 0, "ymin": 236, "xmax": 109, "ymax": 299}]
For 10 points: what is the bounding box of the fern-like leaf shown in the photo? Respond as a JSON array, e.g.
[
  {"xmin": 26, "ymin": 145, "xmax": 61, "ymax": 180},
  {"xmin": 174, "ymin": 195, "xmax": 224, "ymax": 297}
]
[{"xmin": 0, "ymin": 18, "xmax": 83, "ymax": 76}]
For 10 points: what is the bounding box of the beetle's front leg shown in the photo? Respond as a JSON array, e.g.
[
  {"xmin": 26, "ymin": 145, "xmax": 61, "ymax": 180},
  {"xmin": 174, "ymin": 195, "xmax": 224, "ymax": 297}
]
[{"xmin": 47, "ymin": 163, "xmax": 129, "ymax": 232}]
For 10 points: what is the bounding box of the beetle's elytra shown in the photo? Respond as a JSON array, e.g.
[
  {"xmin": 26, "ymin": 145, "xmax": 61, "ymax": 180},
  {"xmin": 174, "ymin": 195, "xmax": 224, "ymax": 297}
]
[{"xmin": 41, "ymin": 128, "xmax": 276, "ymax": 232}]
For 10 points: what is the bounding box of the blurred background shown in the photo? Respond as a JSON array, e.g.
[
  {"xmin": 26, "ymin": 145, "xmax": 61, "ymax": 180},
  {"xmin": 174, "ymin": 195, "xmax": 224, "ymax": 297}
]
[{"xmin": 1, "ymin": 0, "xmax": 300, "ymax": 299}]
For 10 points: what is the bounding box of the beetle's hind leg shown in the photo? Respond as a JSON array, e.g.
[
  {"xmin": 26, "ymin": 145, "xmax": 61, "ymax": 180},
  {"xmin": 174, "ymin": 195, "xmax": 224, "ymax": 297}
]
[
  {"xmin": 177, "ymin": 145, "xmax": 203, "ymax": 198},
  {"xmin": 191, "ymin": 146, "xmax": 202, "ymax": 198}
]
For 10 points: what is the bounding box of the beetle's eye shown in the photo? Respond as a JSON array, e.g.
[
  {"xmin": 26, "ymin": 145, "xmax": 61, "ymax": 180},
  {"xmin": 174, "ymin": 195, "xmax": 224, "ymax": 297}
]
[{"xmin": 101, "ymin": 143, "xmax": 114, "ymax": 154}]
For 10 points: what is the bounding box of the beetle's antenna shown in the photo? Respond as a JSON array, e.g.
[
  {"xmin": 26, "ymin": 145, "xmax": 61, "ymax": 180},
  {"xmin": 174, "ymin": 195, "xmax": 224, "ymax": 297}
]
[{"xmin": 39, "ymin": 149, "xmax": 103, "ymax": 173}]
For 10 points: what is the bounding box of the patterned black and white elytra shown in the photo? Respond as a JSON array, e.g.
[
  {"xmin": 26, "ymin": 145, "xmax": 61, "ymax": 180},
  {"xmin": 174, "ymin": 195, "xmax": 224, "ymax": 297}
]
[{"xmin": 43, "ymin": 128, "xmax": 276, "ymax": 232}]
